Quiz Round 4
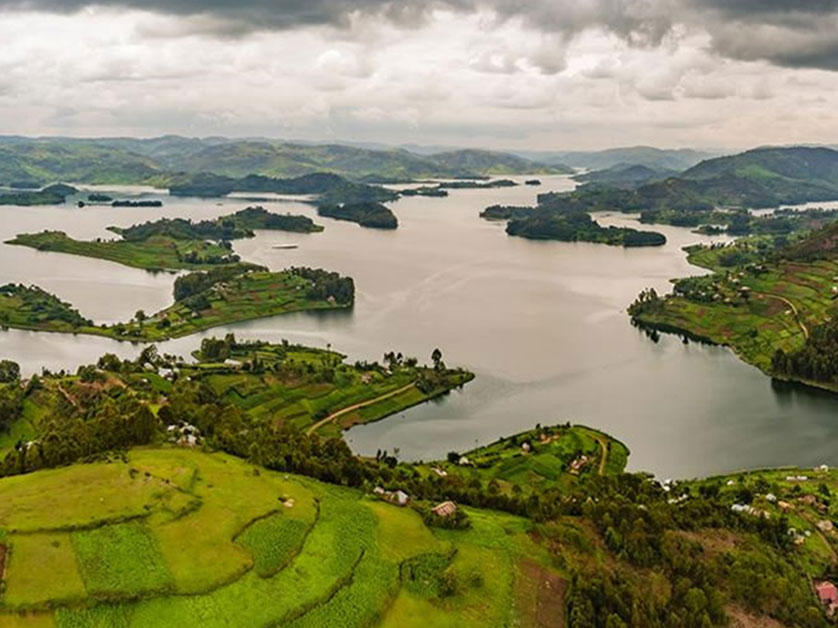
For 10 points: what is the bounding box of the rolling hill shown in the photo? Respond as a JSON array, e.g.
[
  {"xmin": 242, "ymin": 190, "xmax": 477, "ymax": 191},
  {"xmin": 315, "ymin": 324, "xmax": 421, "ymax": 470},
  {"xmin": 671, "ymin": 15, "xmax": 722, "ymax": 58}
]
[{"xmin": 0, "ymin": 136, "xmax": 568, "ymax": 186}]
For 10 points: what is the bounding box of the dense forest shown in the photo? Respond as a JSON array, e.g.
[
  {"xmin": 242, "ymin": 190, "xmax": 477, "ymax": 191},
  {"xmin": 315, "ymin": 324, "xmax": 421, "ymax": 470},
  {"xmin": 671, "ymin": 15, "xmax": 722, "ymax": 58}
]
[{"xmin": 317, "ymin": 201, "xmax": 399, "ymax": 229}]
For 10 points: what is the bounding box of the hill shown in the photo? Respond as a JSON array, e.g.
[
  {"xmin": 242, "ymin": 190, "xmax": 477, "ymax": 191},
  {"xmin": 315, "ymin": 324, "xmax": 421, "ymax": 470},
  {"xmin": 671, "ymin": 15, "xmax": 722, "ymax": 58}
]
[
  {"xmin": 522, "ymin": 146, "xmax": 717, "ymax": 171},
  {"xmin": 0, "ymin": 136, "xmax": 567, "ymax": 185},
  {"xmin": 540, "ymin": 146, "xmax": 838, "ymax": 217},
  {"xmin": 573, "ymin": 163, "xmax": 677, "ymax": 188}
]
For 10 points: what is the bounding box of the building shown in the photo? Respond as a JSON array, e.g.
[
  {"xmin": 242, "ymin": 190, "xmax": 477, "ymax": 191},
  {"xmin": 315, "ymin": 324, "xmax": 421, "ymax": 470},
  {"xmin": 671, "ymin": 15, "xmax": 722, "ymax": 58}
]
[
  {"xmin": 393, "ymin": 490, "xmax": 409, "ymax": 507},
  {"xmin": 816, "ymin": 581, "xmax": 838, "ymax": 616},
  {"xmin": 432, "ymin": 501, "xmax": 458, "ymax": 518},
  {"xmin": 817, "ymin": 520, "xmax": 834, "ymax": 533}
]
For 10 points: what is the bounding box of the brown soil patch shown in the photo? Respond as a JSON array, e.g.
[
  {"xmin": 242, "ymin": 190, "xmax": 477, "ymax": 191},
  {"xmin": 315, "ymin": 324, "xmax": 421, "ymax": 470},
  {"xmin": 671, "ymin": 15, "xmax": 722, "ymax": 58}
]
[
  {"xmin": 726, "ymin": 605, "xmax": 788, "ymax": 628},
  {"xmin": 678, "ymin": 528, "xmax": 742, "ymax": 556},
  {"xmin": 0, "ymin": 544, "xmax": 7, "ymax": 581},
  {"xmin": 517, "ymin": 559, "xmax": 567, "ymax": 628}
]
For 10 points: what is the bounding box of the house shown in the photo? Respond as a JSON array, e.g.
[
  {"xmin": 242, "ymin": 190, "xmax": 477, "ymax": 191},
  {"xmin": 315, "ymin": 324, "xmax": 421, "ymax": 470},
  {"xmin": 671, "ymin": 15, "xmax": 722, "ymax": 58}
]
[
  {"xmin": 432, "ymin": 501, "xmax": 458, "ymax": 518},
  {"xmin": 373, "ymin": 487, "xmax": 385, "ymax": 495},
  {"xmin": 393, "ymin": 490, "xmax": 409, "ymax": 507},
  {"xmin": 816, "ymin": 581, "xmax": 838, "ymax": 616},
  {"xmin": 431, "ymin": 467, "xmax": 448, "ymax": 478},
  {"xmin": 521, "ymin": 442, "xmax": 531, "ymax": 453},
  {"xmin": 817, "ymin": 520, "xmax": 834, "ymax": 533},
  {"xmin": 224, "ymin": 359, "xmax": 243, "ymax": 369},
  {"xmin": 765, "ymin": 493, "xmax": 777, "ymax": 503},
  {"xmin": 778, "ymin": 500, "xmax": 793, "ymax": 511},
  {"xmin": 569, "ymin": 455, "xmax": 589, "ymax": 475}
]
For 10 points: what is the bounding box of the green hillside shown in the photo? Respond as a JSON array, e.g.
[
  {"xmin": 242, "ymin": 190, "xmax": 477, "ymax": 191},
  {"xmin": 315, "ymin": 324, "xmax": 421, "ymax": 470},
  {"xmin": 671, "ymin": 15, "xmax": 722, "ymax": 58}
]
[{"xmin": 0, "ymin": 137, "xmax": 566, "ymax": 186}]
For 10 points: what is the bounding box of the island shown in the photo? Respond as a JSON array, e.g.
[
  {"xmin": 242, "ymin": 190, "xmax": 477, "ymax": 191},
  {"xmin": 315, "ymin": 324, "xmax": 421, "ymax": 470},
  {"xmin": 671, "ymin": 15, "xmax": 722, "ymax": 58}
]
[
  {"xmin": 491, "ymin": 208, "xmax": 666, "ymax": 247},
  {"xmin": 0, "ymin": 183, "xmax": 77, "ymax": 206},
  {"xmin": 629, "ymin": 220, "xmax": 838, "ymax": 391},
  {"xmin": 8, "ymin": 208, "xmax": 323, "ymax": 272},
  {"xmin": 0, "ymin": 265, "xmax": 354, "ymax": 341},
  {"xmin": 317, "ymin": 201, "xmax": 398, "ymax": 229}
]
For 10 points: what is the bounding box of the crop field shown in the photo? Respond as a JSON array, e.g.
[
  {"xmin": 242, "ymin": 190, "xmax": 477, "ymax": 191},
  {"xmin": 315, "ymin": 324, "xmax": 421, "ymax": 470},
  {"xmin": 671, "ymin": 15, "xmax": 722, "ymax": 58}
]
[
  {"xmin": 420, "ymin": 425, "xmax": 629, "ymax": 493},
  {"xmin": 633, "ymin": 241, "xmax": 838, "ymax": 374},
  {"xmin": 0, "ymin": 448, "xmax": 564, "ymax": 627}
]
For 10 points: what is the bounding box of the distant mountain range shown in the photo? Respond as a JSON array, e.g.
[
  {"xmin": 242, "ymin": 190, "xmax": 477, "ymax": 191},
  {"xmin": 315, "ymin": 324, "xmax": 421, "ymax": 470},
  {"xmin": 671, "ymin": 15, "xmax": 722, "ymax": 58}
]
[
  {"xmin": 517, "ymin": 146, "xmax": 720, "ymax": 172},
  {"xmin": 539, "ymin": 146, "xmax": 838, "ymax": 213},
  {"xmin": 0, "ymin": 136, "xmax": 570, "ymax": 187}
]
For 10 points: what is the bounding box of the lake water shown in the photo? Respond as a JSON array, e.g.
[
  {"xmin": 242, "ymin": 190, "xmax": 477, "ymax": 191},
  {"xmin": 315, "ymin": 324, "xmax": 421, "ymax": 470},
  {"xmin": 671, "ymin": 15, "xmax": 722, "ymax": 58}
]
[{"xmin": 1, "ymin": 176, "xmax": 837, "ymax": 479}]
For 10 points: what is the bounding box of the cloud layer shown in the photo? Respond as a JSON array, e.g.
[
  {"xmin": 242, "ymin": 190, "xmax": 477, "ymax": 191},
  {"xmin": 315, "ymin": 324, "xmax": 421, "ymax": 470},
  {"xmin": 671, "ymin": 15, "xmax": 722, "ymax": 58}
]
[{"xmin": 0, "ymin": 2, "xmax": 837, "ymax": 148}]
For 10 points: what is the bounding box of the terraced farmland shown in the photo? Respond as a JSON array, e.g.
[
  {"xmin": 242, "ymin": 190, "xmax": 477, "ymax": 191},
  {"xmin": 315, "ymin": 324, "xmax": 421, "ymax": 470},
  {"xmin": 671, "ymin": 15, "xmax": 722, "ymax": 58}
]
[{"xmin": 0, "ymin": 448, "xmax": 564, "ymax": 628}]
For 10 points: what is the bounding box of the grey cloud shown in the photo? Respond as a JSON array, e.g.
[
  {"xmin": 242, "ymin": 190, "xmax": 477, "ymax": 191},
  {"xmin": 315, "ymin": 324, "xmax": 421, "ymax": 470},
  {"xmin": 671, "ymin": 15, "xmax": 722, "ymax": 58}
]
[{"xmin": 4, "ymin": 0, "xmax": 838, "ymax": 70}]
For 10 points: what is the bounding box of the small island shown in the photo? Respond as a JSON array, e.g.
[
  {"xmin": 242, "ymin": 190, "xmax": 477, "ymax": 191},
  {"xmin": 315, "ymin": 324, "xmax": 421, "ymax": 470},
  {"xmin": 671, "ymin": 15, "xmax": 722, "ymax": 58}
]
[
  {"xmin": 0, "ymin": 183, "xmax": 77, "ymax": 206},
  {"xmin": 0, "ymin": 265, "xmax": 354, "ymax": 342},
  {"xmin": 8, "ymin": 208, "xmax": 323, "ymax": 272},
  {"xmin": 497, "ymin": 208, "xmax": 666, "ymax": 247},
  {"xmin": 317, "ymin": 202, "xmax": 398, "ymax": 229}
]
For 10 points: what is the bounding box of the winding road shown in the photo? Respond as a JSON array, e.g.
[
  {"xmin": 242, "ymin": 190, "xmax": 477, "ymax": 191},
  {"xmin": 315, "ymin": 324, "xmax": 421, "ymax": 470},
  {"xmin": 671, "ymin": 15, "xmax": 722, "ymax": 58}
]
[{"xmin": 305, "ymin": 383, "xmax": 416, "ymax": 436}]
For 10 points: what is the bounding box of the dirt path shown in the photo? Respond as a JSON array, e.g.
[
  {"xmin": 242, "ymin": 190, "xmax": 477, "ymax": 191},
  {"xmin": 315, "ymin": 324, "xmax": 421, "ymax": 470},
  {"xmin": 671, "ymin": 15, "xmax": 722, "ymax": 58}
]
[
  {"xmin": 800, "ymin": 511, "xmax": 838, "ymax": 566},
  {"xmin": 762, "ymin": 294, "xmax": 809, "ymax": 339},
  {"xmin": 305, "ymin": 383, "xmax": 416, "ymax": 436},
  {"xmin": 595, "ymin": 435, "xmax": 608, "ymax": 475}
]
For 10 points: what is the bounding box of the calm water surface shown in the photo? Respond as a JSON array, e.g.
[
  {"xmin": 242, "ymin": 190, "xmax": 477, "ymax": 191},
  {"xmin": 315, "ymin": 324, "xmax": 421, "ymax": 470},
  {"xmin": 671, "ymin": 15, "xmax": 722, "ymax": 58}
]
[{"xmin": 1, "ymin": 176, "xmax": 837, "ymax": 478}]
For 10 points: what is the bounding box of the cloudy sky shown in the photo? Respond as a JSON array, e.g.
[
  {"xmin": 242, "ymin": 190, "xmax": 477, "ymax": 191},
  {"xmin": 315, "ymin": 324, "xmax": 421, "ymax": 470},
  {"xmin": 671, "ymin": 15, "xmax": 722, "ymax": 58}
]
[{"xmin": 1, "ymin": 0, "xmax": 838, "ymax": 150}]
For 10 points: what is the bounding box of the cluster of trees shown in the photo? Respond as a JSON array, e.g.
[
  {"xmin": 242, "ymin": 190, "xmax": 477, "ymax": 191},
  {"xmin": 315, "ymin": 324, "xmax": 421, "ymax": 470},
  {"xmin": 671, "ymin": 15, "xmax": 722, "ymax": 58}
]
[
  {"xmin": 317, "ymin": 202, "xmax": 398, "ymax": 230},
  {"xmin": 0, "ymin": 360, "xmax": 22, "ymax": 432},
  {"xmin": 772, "ymin": 318, "xmax": 838, "ymax": 383},
  {"xmin": 230, "ymin": 207, "xmax": 321, "ymax": 233},
  {"xmin": 114, "ymin": 216, "xmax": 252, "ymax": 242},
  {"xmin": 173, "ymin": 265, "xmax": 264, "ymax": 302},
  {"xmin": 0, "ymin": 283, "xmax": 92, "ymax": 328},
  {"xmin": 288, "ymin": 267, "xmax": 355, "ymax": 304},
  {"xmin": 505, "ymin": 210, "xmax": 666, "ymax": 247}
]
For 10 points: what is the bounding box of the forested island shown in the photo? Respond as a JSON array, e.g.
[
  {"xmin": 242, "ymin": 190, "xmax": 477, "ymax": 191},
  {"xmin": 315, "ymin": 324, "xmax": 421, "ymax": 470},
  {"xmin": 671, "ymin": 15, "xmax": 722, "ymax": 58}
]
[
  {"xmin": 0, "ymin": 265, "xmax": 354, "ymax": 341},
  {"xmin": 317, "ymin": 201, "xmax": 398, "ymax": 229},
  {"xmin": 482, "ymin": 205, "xmax": 666, "ymax": 247},
  {"xmin": 0, "ymin": 183, "xmax": 77, "ymax": 206},
  {"xmin": 629, "ymin": 220, "xmax": 838, "ymax": 391},
  {"xmin": 9, "ymin": 207, "xmax": 323, "ymax": 272}
]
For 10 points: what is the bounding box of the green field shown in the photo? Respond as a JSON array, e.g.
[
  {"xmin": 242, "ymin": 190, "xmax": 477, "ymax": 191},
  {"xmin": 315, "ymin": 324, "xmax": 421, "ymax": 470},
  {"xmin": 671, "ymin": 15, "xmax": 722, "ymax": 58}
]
[
  {"xmin": 630, "ymin": 237, "xmax": 838, "ymax": 381},
  {"xmin": 0, "ymin": 448, "xmax": 562, "ymax": 627},
  {"xmin": 418, "ymin": 425, "xmax": 628, "ymax": 494},
  {"xmin": 7, "ymin": 232, "xmax": 241, "ymax": 272}
]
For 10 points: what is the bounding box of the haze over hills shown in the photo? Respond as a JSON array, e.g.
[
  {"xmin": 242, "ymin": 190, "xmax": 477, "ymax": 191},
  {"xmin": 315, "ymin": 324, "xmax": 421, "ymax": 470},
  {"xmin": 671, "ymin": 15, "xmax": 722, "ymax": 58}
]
[
  {"xmin": 0, "ymin": 136, "xmax": 569, "ymax": 186},
  {"xmin": 540, "ymin": 146, "xmax": 838, "ymax": 213},
  {"xmin": 517, "ymin": 146, "xmax": 721, "ymax": 172}
]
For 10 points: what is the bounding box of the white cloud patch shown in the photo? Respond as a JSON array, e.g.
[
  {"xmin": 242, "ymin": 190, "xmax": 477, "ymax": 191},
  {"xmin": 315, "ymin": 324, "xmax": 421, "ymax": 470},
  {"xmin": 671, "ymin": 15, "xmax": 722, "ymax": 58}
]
[{"xmin": 0, "ymin": 7, "xmax": 836, "ymax": 149}]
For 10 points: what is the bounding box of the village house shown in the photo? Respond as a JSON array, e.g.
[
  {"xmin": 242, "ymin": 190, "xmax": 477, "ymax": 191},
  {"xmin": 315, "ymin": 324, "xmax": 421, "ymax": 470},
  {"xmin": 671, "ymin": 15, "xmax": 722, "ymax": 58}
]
[
  {"xmin": 569, "ymin": 455, "xmax": 589, "ymax": 475},
  {"xmin": 817, "ymin": 520, "xmax": 834, "ymax": 533},
  {"xmin": 816, "ymin": 581, "xmax": 838, "ymax": 616},
  {"xmin": 432, "ymin": 501, "xmax": 458, "ymax": 518}
]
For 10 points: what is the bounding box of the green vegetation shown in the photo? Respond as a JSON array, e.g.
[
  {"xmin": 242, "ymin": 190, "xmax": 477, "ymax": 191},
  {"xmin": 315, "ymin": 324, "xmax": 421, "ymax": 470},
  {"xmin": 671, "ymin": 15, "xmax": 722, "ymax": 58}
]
[
  {"xmin": 573, "ymin": 163, "xmax": 677, "ymax": 188},
  {"xmin": 539, "ymin": 146, "xmax": 838, "ymax": 221},
  {"xmin": 317, "ymin": 202, "xmax": 398, "ymax": 229},
  {"xmin": 0, "ymin": 136, "xmax": 569, "ymax": 185},
  {"xmin": 0, "ymin": 266, "xmax": 353, "ymax": 341},
  {"xmin": 0, "ymin": 184, "xmax": 77, "ymax": 206},
  {"xmin": 419, "ymin": 424, "xmax": 629, "ymax": 493},
  {"xmin": 629, "ymin": 220, "xmax": 838, "ymax": 389},
  {"xmin": 504, "ymin": 209, "xmax": 666, "ymax": 247},
  {"xmin": 7, "ymin": 231, "xmax": 243, "ymax": 272},
  {"xmin": 168, "ymin": 172, "xmax": 399, "ymax": 205}
]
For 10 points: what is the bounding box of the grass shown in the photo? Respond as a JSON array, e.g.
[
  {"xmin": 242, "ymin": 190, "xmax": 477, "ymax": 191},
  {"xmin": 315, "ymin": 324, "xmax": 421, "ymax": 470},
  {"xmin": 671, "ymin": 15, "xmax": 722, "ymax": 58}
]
[
  {"xmin": 7, "ymin": 232, "xmax": 239, "ymax": 272},
  {"xmin": 71, "ymin": 522, "xmax": 174, "ymax": 598},
  {"xmin": 3, "ymin": 533, "xmax": 86, "ymax": 608},
  {"xmin": 0, "ymin": 447, "xmax": 560, "ymax": 627},
  {"xmin": 419, "ymin": 425, "xmax": 628, "ymax": 495}
]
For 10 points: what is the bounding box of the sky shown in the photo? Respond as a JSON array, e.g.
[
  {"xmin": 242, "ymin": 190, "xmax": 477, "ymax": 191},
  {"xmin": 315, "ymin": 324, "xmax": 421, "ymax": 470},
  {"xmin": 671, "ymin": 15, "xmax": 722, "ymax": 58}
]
[{"xmin": 1, "ymin": 1, "xmax": 838, "ymax": 151}]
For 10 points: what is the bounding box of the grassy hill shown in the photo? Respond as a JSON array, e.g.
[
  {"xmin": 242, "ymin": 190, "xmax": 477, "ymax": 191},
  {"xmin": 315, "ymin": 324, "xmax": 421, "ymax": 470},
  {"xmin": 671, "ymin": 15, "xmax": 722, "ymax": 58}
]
[
  {"xmin": 540, "ymin": 146, "xmax": 838, "ymax": 217},
  {"xmin": 0, "ymin": 137, "xmax": 566, "ymax": 186},
  {"xmin": 521, "ymin": 146, "xmax": 716, "ymax": 171}
]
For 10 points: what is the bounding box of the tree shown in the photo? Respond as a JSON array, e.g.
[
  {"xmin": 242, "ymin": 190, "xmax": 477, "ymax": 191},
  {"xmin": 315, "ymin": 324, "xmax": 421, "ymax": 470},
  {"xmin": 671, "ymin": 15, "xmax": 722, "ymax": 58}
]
[
  {"xmin": 431, "ymin": 348, "xmax": 443, "ymax": 370},
  {"xmin": 135, "ymin": 310, "xmax": 147, "ymax": 326},
  {"xmin": 0, "ymin": 360, "xmax": 20, "ymax": 384}
]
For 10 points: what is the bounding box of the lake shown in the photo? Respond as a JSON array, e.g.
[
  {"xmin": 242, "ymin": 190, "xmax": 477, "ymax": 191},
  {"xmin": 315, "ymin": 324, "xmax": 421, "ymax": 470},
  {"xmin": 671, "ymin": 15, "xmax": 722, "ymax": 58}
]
[{"xmin": 1, "ymin": 176, "xmax": 837, "ymax": 479}]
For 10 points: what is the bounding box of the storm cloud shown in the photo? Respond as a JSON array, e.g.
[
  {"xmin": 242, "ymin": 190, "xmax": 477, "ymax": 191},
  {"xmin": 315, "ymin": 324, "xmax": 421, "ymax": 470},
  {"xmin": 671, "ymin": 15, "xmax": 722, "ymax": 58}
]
[{"xmin": 3, "ymin": 0, "xmax": 838, "ymax": 70}]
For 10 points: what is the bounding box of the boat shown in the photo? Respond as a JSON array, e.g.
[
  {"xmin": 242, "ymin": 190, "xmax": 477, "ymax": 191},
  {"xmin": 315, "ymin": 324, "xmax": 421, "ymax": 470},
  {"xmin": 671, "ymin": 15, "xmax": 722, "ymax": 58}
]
[{"xmin": 272, "ymin": 243, "xmax": 299, "ymax": 250}]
